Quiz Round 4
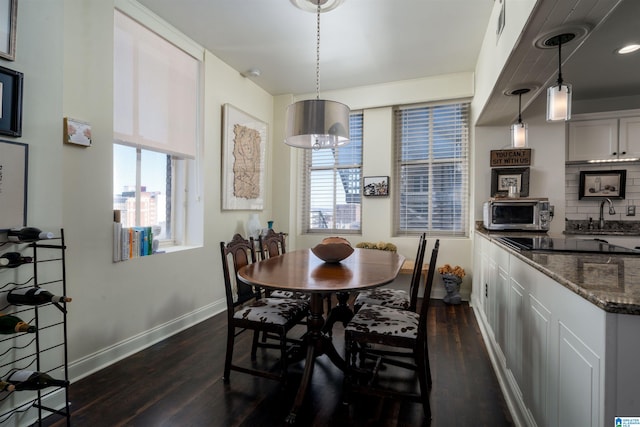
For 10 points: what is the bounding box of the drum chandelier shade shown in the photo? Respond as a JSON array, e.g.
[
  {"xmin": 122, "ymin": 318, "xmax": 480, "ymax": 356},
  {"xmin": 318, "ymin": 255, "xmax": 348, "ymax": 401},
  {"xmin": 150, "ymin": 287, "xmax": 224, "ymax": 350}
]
[
  {"xmin": 509, "ymin": 88, "xmax": 530, "ymax": 148},
  {"xmin": 284, "ymin": 0, "xmax": 350, "ymax": 149},
  {"xmin": 285, "ymin": 99, "xmax": 350, "ymax": 149},
  {"xmin": 545, "ymin": 33, "xmax": 574, "ymax": 121}
]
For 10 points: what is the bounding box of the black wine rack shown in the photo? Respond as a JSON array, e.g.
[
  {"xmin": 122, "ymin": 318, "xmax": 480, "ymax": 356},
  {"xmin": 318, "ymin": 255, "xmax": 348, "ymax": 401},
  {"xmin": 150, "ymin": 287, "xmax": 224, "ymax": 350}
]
[{"xmin": 0, "ymin": 229, "xmax": 71, "ymax": 425}]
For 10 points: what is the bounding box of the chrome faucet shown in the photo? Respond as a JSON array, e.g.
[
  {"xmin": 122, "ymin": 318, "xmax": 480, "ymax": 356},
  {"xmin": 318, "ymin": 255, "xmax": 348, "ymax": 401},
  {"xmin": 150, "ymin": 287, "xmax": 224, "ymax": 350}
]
[{"xmin": 599, "ymin": 198, "xmax": 615, "ymax": 229}]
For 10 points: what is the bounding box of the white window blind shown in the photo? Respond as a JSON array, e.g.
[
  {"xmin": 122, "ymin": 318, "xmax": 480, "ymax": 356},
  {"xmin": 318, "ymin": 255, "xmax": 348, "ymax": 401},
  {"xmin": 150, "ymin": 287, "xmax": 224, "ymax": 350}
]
[
  {"xmin": 301, "ymin": 112, "xmax": 363, "ymax": 233},
  {"xmin": 114, "ymin": 10, "xmax": 199, "ymax": 159},
  {"xmin": 393, "ymin": 102, "xmax": 469, "ymax": 237}
]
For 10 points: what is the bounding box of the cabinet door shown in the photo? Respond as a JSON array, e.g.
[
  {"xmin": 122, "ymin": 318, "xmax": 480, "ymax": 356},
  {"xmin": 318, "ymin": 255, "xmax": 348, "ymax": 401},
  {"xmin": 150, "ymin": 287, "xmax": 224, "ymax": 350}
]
[
  {"xmin": 567, "ymin": 119, "xmax": 618, "ymax": 161},
  {"xmin": 618, "ymin": 116, "xmax": 640, "ymax": 159}
]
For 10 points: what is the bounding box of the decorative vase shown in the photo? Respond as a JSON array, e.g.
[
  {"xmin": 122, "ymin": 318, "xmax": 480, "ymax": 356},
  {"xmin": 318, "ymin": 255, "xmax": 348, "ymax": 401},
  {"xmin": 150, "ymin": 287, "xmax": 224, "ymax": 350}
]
[
  {"xmin": 247, "ymin": 214, "xmax": 261, "ymax": 239},
  {"xmin": 442, "ymin": 273, "xmax": 462, "ymax": 305}
]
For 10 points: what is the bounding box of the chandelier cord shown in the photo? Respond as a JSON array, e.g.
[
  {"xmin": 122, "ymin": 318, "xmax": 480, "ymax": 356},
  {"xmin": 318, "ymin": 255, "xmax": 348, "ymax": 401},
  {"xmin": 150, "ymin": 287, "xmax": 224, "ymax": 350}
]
[
  {"xmin": 556, "ymin": 39, "xmax": 564, "ymax": 87},
  {"xmin": 517, "ymin": 92, "xmax": 523, "ymax": 124},
  {"xmin": 316, "ymin": 2, "xmax": 321, "ymax": 100}
]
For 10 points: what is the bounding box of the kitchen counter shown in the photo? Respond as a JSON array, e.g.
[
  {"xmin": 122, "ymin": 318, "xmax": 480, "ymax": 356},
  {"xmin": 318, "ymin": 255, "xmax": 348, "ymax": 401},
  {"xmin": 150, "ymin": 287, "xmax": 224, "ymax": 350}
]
[{"xmin": 475, "ymin": 225, "xmax": 640, "ymax": 315}]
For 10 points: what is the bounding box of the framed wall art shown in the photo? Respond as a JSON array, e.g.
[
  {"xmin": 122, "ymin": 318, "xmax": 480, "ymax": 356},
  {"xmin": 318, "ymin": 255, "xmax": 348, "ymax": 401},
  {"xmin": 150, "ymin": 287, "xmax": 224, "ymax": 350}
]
[
  {"xmin": 578, "ymin": 169, "xmax": 626, "ymax": 199},
  {"xmin": 491, "ymin": 167, "xmax": 530, "ymax": 197},
  {"xmin": 0, "ymin": 139, "xmax": 28, "ymax": 230},
  {"xmin": 0, "ymin": 65, "xmax": 23, "ymax": 137},
  {"xmin": 64, "ymin": 117, "xmax": 92, "ymax": 147},
  {"xmin": 0, "ymin": 0, "xmax": 17, "ymax": 61},
  {"xmin": 363, "ymin": 176, "xmax": 389, "ymax": 197},
  {"xmin": 221, "ymin": 104, "xmax": 267, "ymax": 210}
]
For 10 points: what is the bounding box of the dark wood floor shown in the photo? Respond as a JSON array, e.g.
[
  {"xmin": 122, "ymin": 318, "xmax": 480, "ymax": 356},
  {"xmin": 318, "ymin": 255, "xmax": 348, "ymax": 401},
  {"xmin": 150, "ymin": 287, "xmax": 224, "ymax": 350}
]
[{"xmin": 43, "ymin": 300, "xmax": 513, "ymax": 427}]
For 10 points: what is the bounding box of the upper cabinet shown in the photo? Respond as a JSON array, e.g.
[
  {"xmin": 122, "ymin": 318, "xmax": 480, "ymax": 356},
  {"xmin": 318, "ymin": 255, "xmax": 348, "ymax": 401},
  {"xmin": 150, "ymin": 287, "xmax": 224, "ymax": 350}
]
[
  {"xmin": 567, "ymin": 112, "xmax": 640, "ymax": 162},
  {"xmin": 619, "ymin": 116, "xmax": 640, "ymax": 159}
]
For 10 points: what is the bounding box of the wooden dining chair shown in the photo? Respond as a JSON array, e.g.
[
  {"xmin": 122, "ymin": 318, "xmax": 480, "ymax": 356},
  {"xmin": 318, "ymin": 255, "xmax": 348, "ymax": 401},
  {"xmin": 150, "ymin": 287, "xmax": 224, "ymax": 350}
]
[
  {"xmin": 220, "ymin": 233, "xmax": 309, "ymax": 384},
  {"xmin": 343, "ymin": 239, "xmax": 440, "ymax": 420},
  {"xmin": 353, "ymin": 233, "xmax": 426, "ymax": 313},
  {"xmin": 258, "ymin": 229, "xmax": 309, "ymax": 301}
]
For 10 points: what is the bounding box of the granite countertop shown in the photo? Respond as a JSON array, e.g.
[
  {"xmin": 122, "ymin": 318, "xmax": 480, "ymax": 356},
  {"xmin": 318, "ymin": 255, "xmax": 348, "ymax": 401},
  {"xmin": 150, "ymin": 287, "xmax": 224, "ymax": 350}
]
[{"xmin": 475, "ymin": 225, "xmax": 640, "ymax": 315}]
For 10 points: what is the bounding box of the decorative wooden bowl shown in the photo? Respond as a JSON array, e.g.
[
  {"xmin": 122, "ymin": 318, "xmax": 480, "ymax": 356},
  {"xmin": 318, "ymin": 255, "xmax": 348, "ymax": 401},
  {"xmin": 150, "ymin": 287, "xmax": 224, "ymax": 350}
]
[{"xmin": 311, "ymin": 237, "xmax": 354, "ymax": 263}]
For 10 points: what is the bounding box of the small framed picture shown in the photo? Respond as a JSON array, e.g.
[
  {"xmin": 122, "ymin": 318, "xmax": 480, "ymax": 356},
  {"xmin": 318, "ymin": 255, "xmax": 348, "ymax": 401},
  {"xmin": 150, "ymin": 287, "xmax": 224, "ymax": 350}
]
[
  {"xmin": 0, "ymin": 65, "xmax": 23, "ymax": 137},
  {"xmin": 363, "ymin": 176, "xmax": 389, "ymax": 197},
  {"xmin": 0, "ymin": 0, "xmax": 17, "ymax": 61},
  {"xmin": 64, "ymin": 117, "xmax": 92, "ymax": 147},
  {"xmin": 579, "ymin": 170, "xmax": 626, "ymax": 199},
  {"xmin": 491, "ymin": 167, "xmax": 530, "ymax": 197}
]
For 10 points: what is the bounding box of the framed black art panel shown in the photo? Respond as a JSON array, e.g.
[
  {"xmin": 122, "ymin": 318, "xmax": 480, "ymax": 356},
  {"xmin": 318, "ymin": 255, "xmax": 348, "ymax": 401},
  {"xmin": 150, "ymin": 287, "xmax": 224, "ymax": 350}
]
[
  {"xmin": 491, "ymin": 167, "xmax": 530, "ymax": 197},
  {"xmin": 578, "ymin": 170, "xmax": 626, "ymax": 199},
  {"xmin": 0, "ymin": 65, "xmax": 23, "ymax": 137}
]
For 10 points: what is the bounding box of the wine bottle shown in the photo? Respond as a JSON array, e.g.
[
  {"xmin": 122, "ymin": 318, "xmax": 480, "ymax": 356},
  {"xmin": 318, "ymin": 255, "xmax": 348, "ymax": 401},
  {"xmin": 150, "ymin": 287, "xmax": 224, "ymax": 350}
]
[
  {"xmin": 0, "ymin": 314, "xmax": 37, "ymax": 334},
  {"xmin": 7, "ymin": 227, "xmax": 55, "ymax": 243},
  {"xmin": 0, "ymin": 252, "xmax": 34, "ymax": 268},
  {"xmin": 5, "ymin": 370, "xmax": 69, "ymax": 391},
  {"xmin": 0, "ymin": 381, "xmax": 15, "ymax": 392},
  {"xmin": 7, "ymin": 287, "xmax": 72, "ymax": 306}
]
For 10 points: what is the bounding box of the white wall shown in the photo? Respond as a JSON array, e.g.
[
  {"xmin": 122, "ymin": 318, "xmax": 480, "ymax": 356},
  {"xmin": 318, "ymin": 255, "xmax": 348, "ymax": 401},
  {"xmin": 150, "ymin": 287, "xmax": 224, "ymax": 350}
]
[{"xmin": 60, "ymin": 0, "xmax": 274, "ymax": 380}]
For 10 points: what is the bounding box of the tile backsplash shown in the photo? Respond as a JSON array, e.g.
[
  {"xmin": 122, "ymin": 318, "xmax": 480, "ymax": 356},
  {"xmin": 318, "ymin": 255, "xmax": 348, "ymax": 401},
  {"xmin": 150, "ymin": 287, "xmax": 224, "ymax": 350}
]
[{"xmin": 565, "ymin": 163, "xmax": 640, "ymax": 224}]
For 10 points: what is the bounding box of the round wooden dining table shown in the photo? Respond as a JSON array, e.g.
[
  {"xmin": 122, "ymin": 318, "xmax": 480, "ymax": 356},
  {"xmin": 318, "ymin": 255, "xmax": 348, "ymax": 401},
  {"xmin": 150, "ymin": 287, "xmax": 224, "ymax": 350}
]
[{"xmin": 237, "ymin": 247, "xmax": 405, "ymax": 424}]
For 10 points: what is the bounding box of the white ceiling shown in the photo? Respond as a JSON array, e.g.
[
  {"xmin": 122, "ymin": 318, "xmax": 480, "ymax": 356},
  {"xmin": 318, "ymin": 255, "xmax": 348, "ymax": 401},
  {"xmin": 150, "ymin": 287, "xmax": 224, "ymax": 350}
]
[
  {"xmin": 137, "ymin": 0, "xmax": 639, "ymax": 125},
  {"xmin": 136, "ymin": 0, "xmax": 494, "ymax": 96}
]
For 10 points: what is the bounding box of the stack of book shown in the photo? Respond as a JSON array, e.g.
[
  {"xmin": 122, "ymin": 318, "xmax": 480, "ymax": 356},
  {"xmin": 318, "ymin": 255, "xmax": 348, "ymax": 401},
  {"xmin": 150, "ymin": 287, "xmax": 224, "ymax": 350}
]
[{"xmin": 113, "ymin": 210, "xmax": 154, "ymax": 262}]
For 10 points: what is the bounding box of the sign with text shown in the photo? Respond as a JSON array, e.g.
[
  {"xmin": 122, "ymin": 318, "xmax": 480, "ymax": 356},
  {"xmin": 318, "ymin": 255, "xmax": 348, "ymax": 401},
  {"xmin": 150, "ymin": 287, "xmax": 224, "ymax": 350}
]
[{"xmin": 490, "ymin": 149, "xmax": 531, "ymax": 167}]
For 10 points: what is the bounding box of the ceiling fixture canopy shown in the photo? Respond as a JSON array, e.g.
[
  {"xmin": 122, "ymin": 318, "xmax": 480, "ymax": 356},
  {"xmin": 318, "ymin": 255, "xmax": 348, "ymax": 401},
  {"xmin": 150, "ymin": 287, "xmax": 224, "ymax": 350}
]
[
  {"xmin": 507, "ymin": 88, "xmax": 530, "ymax": 148},
  {"xmin": 284, "ymin": 0, "xmax": 350, "ymax": 149}
]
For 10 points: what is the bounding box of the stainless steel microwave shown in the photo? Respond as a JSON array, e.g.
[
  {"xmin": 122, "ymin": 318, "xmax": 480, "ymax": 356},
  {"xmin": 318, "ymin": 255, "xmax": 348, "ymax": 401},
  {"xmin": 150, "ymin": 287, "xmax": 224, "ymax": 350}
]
[{"xmin": 483, "ymin": 198, "xmax": 551, "ymax": 231}]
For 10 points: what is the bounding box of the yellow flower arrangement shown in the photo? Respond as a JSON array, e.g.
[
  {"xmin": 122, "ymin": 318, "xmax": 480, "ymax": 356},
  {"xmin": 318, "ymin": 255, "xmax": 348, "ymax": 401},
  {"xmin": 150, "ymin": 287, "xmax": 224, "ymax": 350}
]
[
  {"xmin": 437, "ymin": 264, "xmax": 466, "ymax": 278},
  {"xmin": 355, "ymin": 241, "xmax": 398, "ymax": 252}
]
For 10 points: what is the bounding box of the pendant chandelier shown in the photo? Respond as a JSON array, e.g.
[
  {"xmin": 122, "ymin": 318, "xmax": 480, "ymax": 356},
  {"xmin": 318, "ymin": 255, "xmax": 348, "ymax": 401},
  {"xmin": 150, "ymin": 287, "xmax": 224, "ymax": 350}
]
[
  {"xmin": 509, "ymin": 88, "xmax": 530, "ymax": 148},
  {"xmin": 284, "ymin": 0, "xmax": 350, "ymax": 149},
  {"xmin": 545, "ymin": 33, "xmax": 575, "ymax": 122}
]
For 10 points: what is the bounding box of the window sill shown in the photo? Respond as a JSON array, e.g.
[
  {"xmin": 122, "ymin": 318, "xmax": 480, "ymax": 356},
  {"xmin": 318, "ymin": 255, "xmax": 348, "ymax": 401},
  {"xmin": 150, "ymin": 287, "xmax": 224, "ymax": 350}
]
[{"xmin": 157, "ymin": 244, "xmax": 202, "ymax": 254}]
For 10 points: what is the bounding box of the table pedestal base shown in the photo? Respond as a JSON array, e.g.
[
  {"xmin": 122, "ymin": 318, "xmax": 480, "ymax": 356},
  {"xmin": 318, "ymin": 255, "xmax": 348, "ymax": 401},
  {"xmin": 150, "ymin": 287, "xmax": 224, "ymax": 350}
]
[
  {"xmin": 322, "ymin": 292, "xmax": 354, "ymax": 335},
  {"xmin": 286, "ymin": 293, "xmax": 348, "ymax": 425}
]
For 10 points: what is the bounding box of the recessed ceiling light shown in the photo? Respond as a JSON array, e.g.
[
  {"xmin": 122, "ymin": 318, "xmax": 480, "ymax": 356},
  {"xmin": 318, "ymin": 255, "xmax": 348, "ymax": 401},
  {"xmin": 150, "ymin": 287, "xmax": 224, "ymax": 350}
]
[{"xmin": 616, "ymin": 44, "xmax": 640, "ymax": 55}]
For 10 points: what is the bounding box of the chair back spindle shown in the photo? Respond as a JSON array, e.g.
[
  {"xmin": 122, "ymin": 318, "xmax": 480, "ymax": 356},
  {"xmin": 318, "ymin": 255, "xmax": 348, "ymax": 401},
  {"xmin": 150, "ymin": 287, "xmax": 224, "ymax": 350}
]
[
  {"xmin": 220, "ymin": 234, "xmax": 260, "ymax": 311},
  {"xmin": 417, "ymin": 239, "xmax": 440, "ymax": 342},
  {"xmin": 408, "ymin": 233, "xmax": 427, "ymax": 312}
]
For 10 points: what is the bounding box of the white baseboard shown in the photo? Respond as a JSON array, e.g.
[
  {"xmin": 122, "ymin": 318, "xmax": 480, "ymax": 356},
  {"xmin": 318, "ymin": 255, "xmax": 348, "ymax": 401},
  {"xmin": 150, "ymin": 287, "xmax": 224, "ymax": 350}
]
[{"xmin": 68, "ymin": 298, "xmax": 226, "ymax": 383}]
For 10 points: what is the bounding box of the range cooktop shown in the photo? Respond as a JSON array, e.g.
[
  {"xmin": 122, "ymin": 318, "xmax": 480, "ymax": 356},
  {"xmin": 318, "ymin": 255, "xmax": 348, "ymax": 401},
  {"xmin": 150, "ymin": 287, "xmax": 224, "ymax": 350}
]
[{"xmin": 496, "ymin": 236, "xmax": 640, "ymax": 255}]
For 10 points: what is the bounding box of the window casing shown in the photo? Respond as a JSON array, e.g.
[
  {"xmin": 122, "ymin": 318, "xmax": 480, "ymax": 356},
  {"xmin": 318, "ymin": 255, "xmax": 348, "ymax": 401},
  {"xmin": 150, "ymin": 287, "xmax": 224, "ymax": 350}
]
[
  {"xmin": 301, "ymin": 112, "xmax": 363, "ymax": 233},
  {"xmin": 393, "ymin": 102, "xmax": 469, "ymax": 237},
  {"xmin": 113, "ymin": 10, "xmax": 201, "ymax": 246}
]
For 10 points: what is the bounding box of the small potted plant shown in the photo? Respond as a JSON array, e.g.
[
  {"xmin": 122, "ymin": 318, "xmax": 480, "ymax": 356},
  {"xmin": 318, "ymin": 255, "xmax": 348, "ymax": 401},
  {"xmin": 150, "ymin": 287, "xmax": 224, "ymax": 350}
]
[{"xmin": 437, "ymin": 264, "xmax": 465, "ymax": 305}]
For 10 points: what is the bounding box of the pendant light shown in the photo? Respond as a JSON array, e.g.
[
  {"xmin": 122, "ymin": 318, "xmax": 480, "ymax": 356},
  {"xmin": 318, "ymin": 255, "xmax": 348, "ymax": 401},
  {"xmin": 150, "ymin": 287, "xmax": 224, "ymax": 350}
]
[
  {"xmin": 509, "ymin": 88, "xmax": 530, "ymax": 148},
  {"xmin": 284, "ymin": 0, "xmax": 350, "ymax": 149},
  {"xmin": 545, "ymin": 33, "xmax": 575, "ymax": 121}
]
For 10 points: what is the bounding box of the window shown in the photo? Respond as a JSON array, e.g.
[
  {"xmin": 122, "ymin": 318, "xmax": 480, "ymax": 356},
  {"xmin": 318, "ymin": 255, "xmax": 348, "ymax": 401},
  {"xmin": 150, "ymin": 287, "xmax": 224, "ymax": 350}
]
[
  {"xmin": 113, "ymin": 10, "xmax": 202, "ymax": 246},
  {"xmin": 301, "ymin": 112, "xmax": 363, "ymax": 233},
  {"xmin": 393, "ymin": 102, "xmax": 469, "ymax": 237}
]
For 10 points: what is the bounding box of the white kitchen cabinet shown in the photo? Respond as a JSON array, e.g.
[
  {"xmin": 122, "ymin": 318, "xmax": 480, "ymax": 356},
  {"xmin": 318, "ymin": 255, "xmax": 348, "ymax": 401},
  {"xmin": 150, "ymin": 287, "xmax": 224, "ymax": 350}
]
[
  {"xmin": 472, "ymin": 238, "xmax": 614, "ymax": 427},
  {"xmin": 619, "ymin": 116, "xmax": 640, "ymax": 159},
  {"xmin": 567, "ymin": 114, "xmax": 640, "ymax": 162},
  {"xmin": 567, "ymin": 118, "xmax": 618, "ymax": 162}
]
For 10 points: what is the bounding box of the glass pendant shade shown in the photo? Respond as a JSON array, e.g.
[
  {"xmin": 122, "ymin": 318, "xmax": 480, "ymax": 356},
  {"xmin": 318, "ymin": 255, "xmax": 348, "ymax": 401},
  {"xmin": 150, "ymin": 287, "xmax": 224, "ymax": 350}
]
[
  {"xmin": 511, "ymin": 122, "xmax": 528, "ymax": 148},
  {"xmin": 284, "ymin": 99, "xmax": 350, "ymax": 149},
  {"xmin": 546, "ymin": 83, "xmax": 572, "ymax": 121}
]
